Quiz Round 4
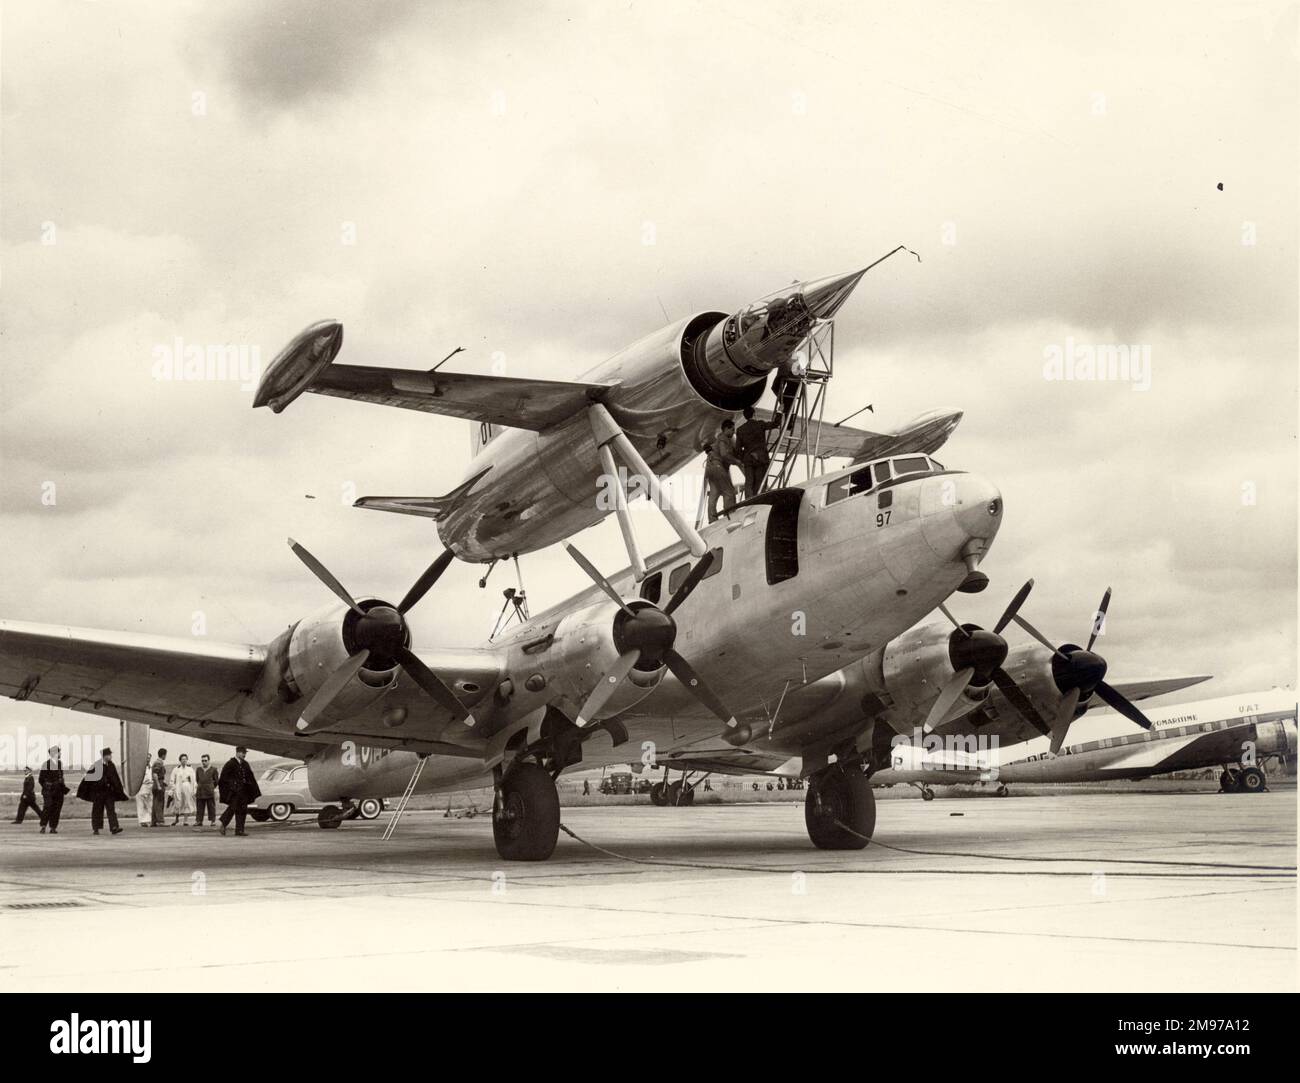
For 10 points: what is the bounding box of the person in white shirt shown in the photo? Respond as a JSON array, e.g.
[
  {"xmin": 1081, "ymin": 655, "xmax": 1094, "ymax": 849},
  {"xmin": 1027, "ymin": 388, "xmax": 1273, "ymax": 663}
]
[{"xmin": 168, "ymin": 753, "xmax": 198, "ymax": 827}]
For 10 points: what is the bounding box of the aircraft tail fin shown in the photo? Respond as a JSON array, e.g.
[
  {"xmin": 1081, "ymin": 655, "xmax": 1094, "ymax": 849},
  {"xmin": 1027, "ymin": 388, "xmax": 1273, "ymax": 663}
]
[{"xmin": 353, "ymin": 467, "xmax": 493, "ymax": 521}]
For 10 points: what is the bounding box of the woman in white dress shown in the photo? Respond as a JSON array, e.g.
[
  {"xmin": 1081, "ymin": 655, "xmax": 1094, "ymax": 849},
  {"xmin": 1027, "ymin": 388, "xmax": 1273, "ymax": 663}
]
[
  {"xmin": 136, "ymin": 753, "xmax": 153, "ymax": 827},
  {"xmin": 169, "ymin": 754, "xmax": 197, "ymax": 827}
]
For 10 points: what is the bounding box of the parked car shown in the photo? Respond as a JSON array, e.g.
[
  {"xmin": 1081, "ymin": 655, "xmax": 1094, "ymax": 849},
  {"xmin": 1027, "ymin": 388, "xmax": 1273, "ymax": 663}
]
[{"xmin": 248, "ymin": 761, "xmax": 384, "ymax": 823}]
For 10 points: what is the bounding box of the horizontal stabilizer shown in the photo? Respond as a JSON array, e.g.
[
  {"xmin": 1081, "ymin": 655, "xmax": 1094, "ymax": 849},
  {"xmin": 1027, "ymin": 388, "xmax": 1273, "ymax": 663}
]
[{"xmin": 354, "ymin": 467, "xmax": 492, "ymax": 521}]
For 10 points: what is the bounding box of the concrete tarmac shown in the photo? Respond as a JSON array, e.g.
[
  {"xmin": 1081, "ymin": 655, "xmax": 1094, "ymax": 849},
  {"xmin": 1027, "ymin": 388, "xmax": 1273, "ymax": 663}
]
[{"xmin": 0, "ymin": 789, "xmax": 1294, "ymax": 992}]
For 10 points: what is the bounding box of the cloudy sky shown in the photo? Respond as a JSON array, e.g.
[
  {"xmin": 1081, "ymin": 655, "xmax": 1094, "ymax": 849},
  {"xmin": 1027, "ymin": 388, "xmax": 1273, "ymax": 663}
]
[{"xmin": 1, "ymin": 0, "xmax": 1295, "ymax": 754}]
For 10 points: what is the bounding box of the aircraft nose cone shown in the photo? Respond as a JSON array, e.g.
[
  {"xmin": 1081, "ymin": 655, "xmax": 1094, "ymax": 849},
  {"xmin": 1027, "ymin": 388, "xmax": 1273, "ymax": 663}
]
[
  {"xmin": 952, "ymin": 474, "xmax": 1003, "ymax": 542},
  {"xmin": 800, "ymin": 268, "xmax": 869, "ymax": 320}
]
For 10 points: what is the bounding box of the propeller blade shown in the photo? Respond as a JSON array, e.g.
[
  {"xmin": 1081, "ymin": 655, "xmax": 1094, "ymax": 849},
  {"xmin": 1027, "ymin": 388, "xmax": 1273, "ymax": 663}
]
[
  {"xmin": 922, "ymin": 667, "xmax": 975, "ymax": 732},
  {"xmin": 398, "ymin": 549, "xmax": 456, "ymax": 614},
  {"xmin": 663, "ymin": 549, "xmax": 716, "ymax": 616},
  {"xmin": 994, "ymin": 579, "xmax": 1035, "ymax": 635},
  {"xmin": 663, "ymin": 649, "xmax": 736, "ymax": 728},
  {"xmin": 564, "ymin": 543, "xmax": 634, "ymax": 617},
  {"xmin": 1049, "ymin": 687, "xmax": 1081, "ymax": 755},
  {"xmin": 990, "ymin": 667, "xmax": 1051, "ymax": 738},
  {"xmin": 394, "ymin": 645, "xmax": 475, "ymax": 727},
  {"xmin": 575, "ymin": 651, "xmax": 640, "ymax": 728},
  {"xmin": 296, "ymin": 650, "xmax": 370, "ymax": 731},
  {"xmin": 1087, "ymin": 586, "xmax": 1112, "ymax": 652},
  {"xmin": 936, "ymin": 602, "xmax": 969, "ymax": 637},
  {"xmin": 1011, "ymin": 614, "xmax": 1070, "ymax": 662},
  {"xmin": 288, "ymin": 538, "xmax": 363, "ymax": 615},
  {"xmin": 1093, "ymin": 680, "xmax": 1153, "ymax": 729}
]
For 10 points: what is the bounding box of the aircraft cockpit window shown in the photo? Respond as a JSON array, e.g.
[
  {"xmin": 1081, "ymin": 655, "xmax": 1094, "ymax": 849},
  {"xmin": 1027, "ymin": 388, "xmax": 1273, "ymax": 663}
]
[
  {"xmin": 640, "ymin": 572, "xmax": 663, "ymax": 605},
  {"xmin": 872, "ymin": 461, "xmax": 891, "ymax": 485},
  {"xmin": 825, "ymin": 466, "xmax": 875, "ymax": 506},
  {"xmin": 892, "ymin": 455, "xmax": 931, "ymax": 476}
]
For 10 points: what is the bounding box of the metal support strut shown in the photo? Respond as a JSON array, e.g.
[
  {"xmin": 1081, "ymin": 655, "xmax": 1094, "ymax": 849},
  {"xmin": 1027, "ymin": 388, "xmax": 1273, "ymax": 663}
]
[{"xmin": 588, "ymin": 403, "xmax": 709, "ymax": 578}]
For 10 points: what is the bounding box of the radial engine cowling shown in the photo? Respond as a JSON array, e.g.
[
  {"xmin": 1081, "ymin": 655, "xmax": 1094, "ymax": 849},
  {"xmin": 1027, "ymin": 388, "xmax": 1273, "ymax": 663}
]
[
  {"xmin": 876, "ymin": 622, "xmax": 1004, "ymax": 726},
  {"xmin": 283, "ymin": 601, "xmax": 404, "ymax": 722}
]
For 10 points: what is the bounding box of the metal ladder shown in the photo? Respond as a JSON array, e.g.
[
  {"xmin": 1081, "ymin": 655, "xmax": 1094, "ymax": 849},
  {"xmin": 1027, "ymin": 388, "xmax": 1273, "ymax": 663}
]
[
  {"xmin": 761, "ymin": 317, "xmax": 835, "ymax": 492},
  {"xmin": 381, "ymin": 755, "xmax": 428, "ymax": 841}
]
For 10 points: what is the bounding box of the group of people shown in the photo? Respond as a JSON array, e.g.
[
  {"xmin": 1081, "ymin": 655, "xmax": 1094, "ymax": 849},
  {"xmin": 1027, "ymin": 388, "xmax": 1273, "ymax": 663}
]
[
  {"xmin": 703, "ymin": 404, "xmax": 786, "ymax": 522},
  {"xmin": 11, "ymin": 745, "xmax": 263, "ymax": 837}
]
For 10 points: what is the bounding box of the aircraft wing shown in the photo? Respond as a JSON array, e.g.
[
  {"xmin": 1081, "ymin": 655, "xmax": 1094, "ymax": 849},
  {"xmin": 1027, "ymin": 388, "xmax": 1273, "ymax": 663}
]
[
  {"xmin": 1105, "ymin": 675, "xmax": 1212, "ymax": 702},
  {"xmin": 0, "ymin": 619, "xmax": 492, "ymax": 759},
  {"xmin": 752, "ymin": 407, "xmax": 962, "ymax": 462},
  {"xmin": 299, "ymin": 364, "xmax": 617, "ymax": 431}
]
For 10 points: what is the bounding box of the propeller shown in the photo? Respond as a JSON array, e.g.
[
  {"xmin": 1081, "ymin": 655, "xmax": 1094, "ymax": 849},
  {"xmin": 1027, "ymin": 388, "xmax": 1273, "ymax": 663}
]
[
  {"xmin": 1011, "ymin": 586, "xmax": 1151, "ymax": 754},
  {"xmin": 564, "ymin": 544, "xmax": 736, "ymax": 730},
  {"xmin": 923, "ymin": 579, "xmax": 1049, "ymax": 737},
  {"xmin": 287, "ymin": 540, "xmax": 473, "ymax": 733}
]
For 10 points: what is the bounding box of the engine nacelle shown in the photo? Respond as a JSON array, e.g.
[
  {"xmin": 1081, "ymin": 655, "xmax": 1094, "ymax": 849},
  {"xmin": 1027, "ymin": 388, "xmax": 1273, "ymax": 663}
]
[
  {"xmin": 872, "ymin": 623, "xmax": 994, "ymax": 729},
  {"xmin": 990, "ymin": 641, "xmax": 1087, "ymax": 726},
  {"xmin": 237, "ymin": 601, "xmax": 402, "ymax": 732},
  {"xmin": 545, "ymin": 602, "xmax": 664, "ymax": 722}
]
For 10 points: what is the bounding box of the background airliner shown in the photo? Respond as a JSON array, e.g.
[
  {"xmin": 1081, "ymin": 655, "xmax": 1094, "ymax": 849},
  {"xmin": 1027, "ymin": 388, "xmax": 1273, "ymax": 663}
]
[{"xmin": 876, "ymin": 688, "xmax": 1297, "ymax": 797}]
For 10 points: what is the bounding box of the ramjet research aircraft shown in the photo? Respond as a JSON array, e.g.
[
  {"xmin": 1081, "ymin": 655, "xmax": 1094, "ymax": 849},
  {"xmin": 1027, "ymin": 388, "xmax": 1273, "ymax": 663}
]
[{"xmin": 251, "ymin": 248, "xmax": 958, "ymax": 577}]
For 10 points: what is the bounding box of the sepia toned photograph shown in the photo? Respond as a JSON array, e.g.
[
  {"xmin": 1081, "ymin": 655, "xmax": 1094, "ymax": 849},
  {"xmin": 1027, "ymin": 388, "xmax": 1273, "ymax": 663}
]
[{"xmin": 0, "ymin": 0, "xmax": 1295, "ymax": 1029}]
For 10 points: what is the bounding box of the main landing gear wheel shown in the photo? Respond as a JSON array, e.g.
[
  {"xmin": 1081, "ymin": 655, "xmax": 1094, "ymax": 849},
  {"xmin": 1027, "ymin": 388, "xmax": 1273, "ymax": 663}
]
[
  {"xmin": 649, "ymin": 782, "xmax": 668, "ymax": 806},
  {"xmin": 996, "ymin": 784, "xmax": 1010, "ymax": 797},
  {"xmin": 358, "ymin": 797, "xmax": 383, "ymax": 820},
  {"xmin": 921, "ymin": 786, "xmax": 935, "ymax": 802},
  {"xmin": 1219, "ymin": 769, "xmax": 1242, "ymax": 793},
  {"xmin": 804, "ymin": 767, "xmax": 875, "ymax": 850},
  {"xmin": 1239, "ymin": 767, "xmax": 1267, "ymax": 793},
  {"xmin": 493, "ymin": 763, "xmax": 560, "ymax": 861},
  {"xmin": 317, "ymin": 805, "xmax": 342, "ymax": 829}
]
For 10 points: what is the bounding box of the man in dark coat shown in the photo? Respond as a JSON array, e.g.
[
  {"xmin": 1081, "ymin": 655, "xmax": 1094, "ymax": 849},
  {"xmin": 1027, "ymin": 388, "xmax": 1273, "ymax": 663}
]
[
  {"xmin": 735, "ymin": 406, "xmax": 783, "ymax": 499},
  {"xmin": 12, "ymin": 767, "xmax": 44, "ymax": 825},
  {"xmin": 76, "ymin": 747, "xmax": 128, "ymax": 835},
  {"xmin": 38, "ymin": 746, "xmax": 69, "ymax": 834},
  {"xmin": 218, "ymin": 746, "xmax": 261, "ymax": 836}
]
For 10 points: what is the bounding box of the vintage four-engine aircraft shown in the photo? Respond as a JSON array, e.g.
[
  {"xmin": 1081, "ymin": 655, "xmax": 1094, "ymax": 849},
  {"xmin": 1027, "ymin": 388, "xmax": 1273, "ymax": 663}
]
[
  {"xmin": 1, "ymin": 260, "xmax": 1204, "ymax": 860},
  {"xmin": 2, "ymin": 445, "xmax": 1008, "ymax": 859}
]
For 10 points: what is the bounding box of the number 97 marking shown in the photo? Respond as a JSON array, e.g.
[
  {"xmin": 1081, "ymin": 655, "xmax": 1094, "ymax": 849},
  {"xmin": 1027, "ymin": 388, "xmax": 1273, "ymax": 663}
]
[{"xmin": 876, "ymin": 510, "xmax": 891, "ymax": 527}]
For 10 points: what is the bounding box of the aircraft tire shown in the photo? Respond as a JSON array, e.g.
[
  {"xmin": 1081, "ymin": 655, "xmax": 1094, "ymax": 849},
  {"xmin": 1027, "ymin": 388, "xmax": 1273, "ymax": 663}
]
[
  {"xmin": 493, "ymin": 763, "xmax": 560, "ymax": 861},
  {"xmin": 650, "ymin": 782, "xmax": 668, "ymax": 806},
  {"xmin": 804, "ymin": 767, "xmax": 874, "ymax": 850},
  {"xmin": 1219, "ymin": 769, "xmax": 1242, "ymax": 793},
  {"xmin": 318, "ymin": 805, "xmax": 342, "ymax": 829},
  {"xmin": 1239, "ymin": 767, "xmax": 1267, "ymax": 793},
  {"xmin": 921, "ymin": 787, "xmax": 935, "ymax": 802}
]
